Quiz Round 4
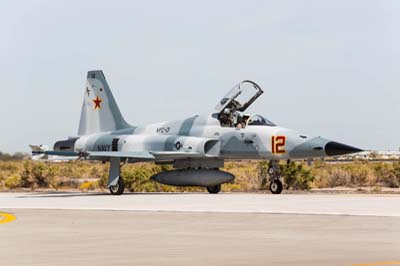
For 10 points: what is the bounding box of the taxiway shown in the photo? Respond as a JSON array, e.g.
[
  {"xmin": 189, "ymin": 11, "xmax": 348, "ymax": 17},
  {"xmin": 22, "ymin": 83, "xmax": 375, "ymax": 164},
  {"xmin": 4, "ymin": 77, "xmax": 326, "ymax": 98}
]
[{"xmin": 1, "ymin": 193, "xmax": 399, "ymax": 266}]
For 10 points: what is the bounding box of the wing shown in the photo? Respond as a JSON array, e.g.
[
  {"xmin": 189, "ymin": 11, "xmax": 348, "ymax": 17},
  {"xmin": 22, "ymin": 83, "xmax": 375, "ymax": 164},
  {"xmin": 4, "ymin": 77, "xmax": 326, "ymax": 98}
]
[
  {"xmin": 150, "ymin": 151, "xmax": 206, "ymax": 160},
  {"xmin": 88, "ymin": 151, "xmax": 155, "ymax": 160},
  {"xmin": 34, "ymin": 150, "xmax": 155, "ymax": 160},
  {"xmin": 33, "ymin": 150, "xmax": 210, "ymax": 161}
]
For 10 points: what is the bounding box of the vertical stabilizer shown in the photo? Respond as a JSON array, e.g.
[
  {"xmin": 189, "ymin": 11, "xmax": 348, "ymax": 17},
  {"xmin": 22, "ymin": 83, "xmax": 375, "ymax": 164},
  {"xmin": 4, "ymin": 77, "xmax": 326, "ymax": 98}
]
[{"xmin": 78, "ymin": 70, "xmax": 130, "ymax": 136}]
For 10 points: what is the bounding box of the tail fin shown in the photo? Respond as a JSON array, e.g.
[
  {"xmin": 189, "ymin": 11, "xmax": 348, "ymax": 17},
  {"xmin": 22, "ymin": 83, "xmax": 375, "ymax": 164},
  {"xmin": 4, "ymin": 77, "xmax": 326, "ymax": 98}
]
[{"xmin": 78, "ymin": 70, "xmax": 131, "ymax": 136}]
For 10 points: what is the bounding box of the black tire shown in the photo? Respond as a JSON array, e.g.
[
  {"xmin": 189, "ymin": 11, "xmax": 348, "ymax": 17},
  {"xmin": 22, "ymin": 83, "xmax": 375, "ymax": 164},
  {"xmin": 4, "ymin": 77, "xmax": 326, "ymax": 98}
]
[
  {"xmin": 269, "ymin": 180, "xmax": 283, "ymax": 194},
  {"xmin": 109, "ymin": 177, "xmax": 125, "ymax": 195},
  {"xmin": 206, "ymin": 184, "xmax": 221, "ymax": 194}
]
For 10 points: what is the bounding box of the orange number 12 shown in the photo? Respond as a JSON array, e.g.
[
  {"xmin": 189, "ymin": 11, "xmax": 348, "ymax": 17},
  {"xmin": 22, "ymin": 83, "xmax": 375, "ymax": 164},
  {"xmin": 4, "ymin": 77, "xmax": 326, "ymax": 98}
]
[{"xmin": 271, "ymin": 136, "xmax": 286, "ymax": 154}]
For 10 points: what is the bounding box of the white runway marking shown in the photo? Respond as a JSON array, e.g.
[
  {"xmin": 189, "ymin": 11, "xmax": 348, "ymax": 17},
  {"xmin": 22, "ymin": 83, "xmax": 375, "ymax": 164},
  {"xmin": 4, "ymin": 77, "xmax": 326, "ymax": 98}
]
[{"xmin": 1, "ymin": 192, "xmax": 400, "ymax": 217}]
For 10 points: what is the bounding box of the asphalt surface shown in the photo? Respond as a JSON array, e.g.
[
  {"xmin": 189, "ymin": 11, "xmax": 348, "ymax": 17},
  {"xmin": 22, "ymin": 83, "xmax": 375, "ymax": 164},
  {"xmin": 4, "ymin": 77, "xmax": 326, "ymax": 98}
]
[{"xmin": 1, "ymin": 193, "xmax": 400, "ymax": 266}]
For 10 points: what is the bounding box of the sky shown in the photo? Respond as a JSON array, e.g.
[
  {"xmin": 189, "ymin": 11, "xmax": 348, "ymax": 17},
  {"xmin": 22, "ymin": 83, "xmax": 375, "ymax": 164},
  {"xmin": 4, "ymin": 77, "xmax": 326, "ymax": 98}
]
[{"xmin": 0, "ymin": 0, "xmax": 399, "ymax": 153}]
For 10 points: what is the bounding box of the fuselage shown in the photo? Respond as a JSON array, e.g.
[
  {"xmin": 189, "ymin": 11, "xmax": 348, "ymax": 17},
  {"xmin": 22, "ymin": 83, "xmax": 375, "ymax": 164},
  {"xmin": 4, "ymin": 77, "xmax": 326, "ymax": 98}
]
[{"xmin": 72, "ymin": 113, "xmax": 331, "ymax": 162}]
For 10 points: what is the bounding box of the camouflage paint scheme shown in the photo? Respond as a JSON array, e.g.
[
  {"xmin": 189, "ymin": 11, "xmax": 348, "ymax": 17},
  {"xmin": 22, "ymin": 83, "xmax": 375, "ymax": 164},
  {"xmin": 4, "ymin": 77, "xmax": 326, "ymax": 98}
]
[{"xmin": 42, "ymin": 70, "xmax": 361, "ymax": 193}]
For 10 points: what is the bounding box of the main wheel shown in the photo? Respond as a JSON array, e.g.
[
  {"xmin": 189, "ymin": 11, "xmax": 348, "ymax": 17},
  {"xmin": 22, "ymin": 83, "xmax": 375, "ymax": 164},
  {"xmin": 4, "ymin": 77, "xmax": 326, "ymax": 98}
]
[
  {"xmin": 109, "ymin": 177, "xmax": 125, "ymax": 195},
  {"xmin": 269, "ymin": 180, "xmax": 283, "ymax": 194},
  {"xmin": 206, "ymin": 184, "xmax": 221, "ymax": 194}
]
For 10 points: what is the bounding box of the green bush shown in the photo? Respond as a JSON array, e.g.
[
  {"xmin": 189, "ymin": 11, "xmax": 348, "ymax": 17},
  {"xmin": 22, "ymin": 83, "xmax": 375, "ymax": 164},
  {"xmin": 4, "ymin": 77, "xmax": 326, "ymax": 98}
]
[
  {"xmin": 31, "ymin": 162, "xmax": 56, "ymax": 188},
  {"xmin": 20, "ymin": 160, "xmax": 32, "ymax": 188},
  {"xmin": 280, "ymin": 161, "xmax": 314, "ymax": 190},
  {"xmin": 5, "ymin": 174, "xmax": 20, "ymax": 189}
]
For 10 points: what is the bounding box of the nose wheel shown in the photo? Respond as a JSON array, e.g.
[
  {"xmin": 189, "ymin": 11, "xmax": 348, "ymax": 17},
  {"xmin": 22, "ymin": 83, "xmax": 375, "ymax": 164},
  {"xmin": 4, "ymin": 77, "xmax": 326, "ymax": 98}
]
[
  {"xmin": 268, "ymin": 161, "xmax": 283, "ymax": 194},
  {"xmin": 270, "ymin": 179, "xmax": 283, "ymax": 194}
]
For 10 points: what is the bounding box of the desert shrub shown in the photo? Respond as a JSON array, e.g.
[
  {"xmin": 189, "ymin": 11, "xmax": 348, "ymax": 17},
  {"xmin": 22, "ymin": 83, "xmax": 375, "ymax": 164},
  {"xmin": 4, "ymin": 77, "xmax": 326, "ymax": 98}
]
[
  {"xmin": 311, "ymin": 162, "xmax": 400, "ymax": 189},
  {"xmin": 2, "ymin": 159, "xmax": 400, "ymax": 192},
  {"xmin": 123, "ymin": 164, "xmax": 162, "ymax": 192},
  {"xmin": 257, "ymin": 161, "xmax": 270, "ymax": 189},
  {"xmin": 57, "ymin": 163, "xmax": 75, "ymax": 179},
  {"xmin": 326, "ymin": 167, "xmax": 351, "ymax": 187},
  {"xmin": 20, "ymin": 160, "xmax": 32, "ymax": 188},
  {"xmin": 223, "ymin": 183, "xmax": 241, "ymax": 192},
  {"xmin": 31, "ymin": 163, "xmax": 47, "ymax": 187},
  {"xmin": 391, "ymin": 161, "xmax": 400, "ymax": 187},
  {"xmin": 90, "ymin": 165, "xmax": 108, "ymax": 179},
  {"xmin": 57, "ymin": 179, "xmax": 80, "ymax": 189},
  {"xmin": 31, "ymin": 162, "xmax": 56, "ymax": 188},
  {"xmin": 0, "ymin": 173, "xmax": 5, "ymax": 190},
  {"xmin": 347, "ymin": 163, "xmax": 374, "ymax": 187},
  {"xmin": 98, "ymin": 171, "xmax": 108, "ymax": 188},
  {"xmin": 225, "ymin": 161, "xmax": 259, "ymax": 191},
  {"xmin": 5, "ymin": 174, "xmax": 20, "ymax": 189},
  {"xmin": 280, "ymin": 162, "xmax": 314, "ymax": 190},
  {"xmin": 0, "ymin": 163, "xmax": 19, "ymax": 172},
  {"xmin": 374, "ymin": 163, "xmax": 400, "ymax": 188},
  {"xmin": 313, "ymin": 163, "xmax": 375, "ymax": 188}
]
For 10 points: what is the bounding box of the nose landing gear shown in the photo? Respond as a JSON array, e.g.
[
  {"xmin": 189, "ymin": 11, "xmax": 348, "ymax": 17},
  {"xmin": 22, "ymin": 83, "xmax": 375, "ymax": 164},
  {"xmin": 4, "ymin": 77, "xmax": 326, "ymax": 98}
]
[
  {"xmin": 268, "ymin": 161, "xmax": 283, "ymax": 194},
  {"xmin": 269, "ymin": 179, "xmax": 283, "ymax": 194}
]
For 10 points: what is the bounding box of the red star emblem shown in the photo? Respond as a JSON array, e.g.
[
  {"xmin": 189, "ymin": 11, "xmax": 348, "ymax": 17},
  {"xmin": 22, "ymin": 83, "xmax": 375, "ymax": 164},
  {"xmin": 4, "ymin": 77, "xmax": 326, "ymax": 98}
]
[{"xmin": 93, "ymin": 96, "xmax": 102, "ymax": 110}]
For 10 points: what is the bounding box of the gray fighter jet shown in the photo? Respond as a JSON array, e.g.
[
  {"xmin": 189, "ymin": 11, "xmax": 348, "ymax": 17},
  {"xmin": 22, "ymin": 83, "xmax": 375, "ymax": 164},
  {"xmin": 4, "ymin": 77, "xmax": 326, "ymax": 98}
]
[{"xmin": 34, "ymin": 70, "xmax": 362, "ymax": 195}]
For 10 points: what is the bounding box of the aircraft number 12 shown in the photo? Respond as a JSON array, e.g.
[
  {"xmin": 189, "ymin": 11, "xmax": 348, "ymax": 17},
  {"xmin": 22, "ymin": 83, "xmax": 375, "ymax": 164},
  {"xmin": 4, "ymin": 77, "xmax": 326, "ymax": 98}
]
[{"xmin": 271, "ymin": 136, "xmax": 286, "ymax": 154}]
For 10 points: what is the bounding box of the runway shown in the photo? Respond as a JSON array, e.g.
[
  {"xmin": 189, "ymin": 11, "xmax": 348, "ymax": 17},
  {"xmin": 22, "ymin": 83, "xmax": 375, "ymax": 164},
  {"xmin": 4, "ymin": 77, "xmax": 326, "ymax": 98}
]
[
  {"xmin": 2, "ymin": 192, "xmax": 400, "ymax": 216},
  {"xmin": 1, "ymin": 193, "xmax": 400, "ymax": 266}
]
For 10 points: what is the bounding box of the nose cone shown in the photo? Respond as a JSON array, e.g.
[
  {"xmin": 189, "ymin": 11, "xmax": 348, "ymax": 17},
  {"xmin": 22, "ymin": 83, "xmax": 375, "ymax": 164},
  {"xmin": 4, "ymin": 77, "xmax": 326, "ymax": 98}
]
[{"xmin": 325, "ymin": 141, "xmax": 363, "ymax": 156}]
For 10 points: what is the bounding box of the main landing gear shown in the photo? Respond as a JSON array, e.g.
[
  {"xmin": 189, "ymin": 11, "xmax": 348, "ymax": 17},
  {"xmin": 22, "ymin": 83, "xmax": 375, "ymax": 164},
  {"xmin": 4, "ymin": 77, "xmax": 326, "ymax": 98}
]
[
  {"xmin": 109, "ymin": 177, "xmax": 125, "ymax": 195},
  {"xmin": 268, "ymin": 161, "xmax": 283, "ymax": 194},
  {"xmin": 206, "ymin": 184, "xmax": 221, "ymax": 194},
  {"xmin": 108, "ymin": 157, "xmax": 125, "ymax": 195}
]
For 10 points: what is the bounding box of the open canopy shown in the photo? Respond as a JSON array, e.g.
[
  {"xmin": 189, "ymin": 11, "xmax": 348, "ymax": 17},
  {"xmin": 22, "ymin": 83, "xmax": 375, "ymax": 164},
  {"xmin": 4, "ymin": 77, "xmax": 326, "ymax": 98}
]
[{"xmin": 215, "ymin": 80, "xmax": 264, "ymax": 114}]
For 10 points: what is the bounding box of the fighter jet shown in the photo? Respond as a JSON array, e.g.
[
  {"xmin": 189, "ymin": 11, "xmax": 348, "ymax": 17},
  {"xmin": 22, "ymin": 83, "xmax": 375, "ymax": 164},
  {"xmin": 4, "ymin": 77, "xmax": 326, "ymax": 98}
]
[{"xmin": 35, "ymin": 70, "xmax": 362, "ymax": 195}]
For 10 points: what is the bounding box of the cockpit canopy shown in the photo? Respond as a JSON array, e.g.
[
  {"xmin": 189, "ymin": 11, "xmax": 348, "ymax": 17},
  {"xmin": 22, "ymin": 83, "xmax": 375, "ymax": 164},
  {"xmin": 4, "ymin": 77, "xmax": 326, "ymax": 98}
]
[
  {"xmin": 247, "ymin": 114, "xmax": 276, "ymax": 127},
  {"xmin": 216, "ymin": 80, "xmax": 271, "ymax": 128},
  {"xmin": 215, "ymin": 80, "xmax": 263, "ymax": 114}
]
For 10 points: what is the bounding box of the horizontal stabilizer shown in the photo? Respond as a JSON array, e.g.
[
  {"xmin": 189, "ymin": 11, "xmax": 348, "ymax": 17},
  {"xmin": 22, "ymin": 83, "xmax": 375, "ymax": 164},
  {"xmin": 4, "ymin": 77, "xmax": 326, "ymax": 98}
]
[{"xmin": 32, "ymin": 150, "xmax": 79, "ymax": 157}]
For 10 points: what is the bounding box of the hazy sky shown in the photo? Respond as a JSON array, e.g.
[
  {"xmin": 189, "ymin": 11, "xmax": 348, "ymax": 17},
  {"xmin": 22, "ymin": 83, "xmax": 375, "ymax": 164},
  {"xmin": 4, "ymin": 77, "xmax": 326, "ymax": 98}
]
[{"xmin": 0, "ymin": 0, "xmax": 399, "ymax": 153}]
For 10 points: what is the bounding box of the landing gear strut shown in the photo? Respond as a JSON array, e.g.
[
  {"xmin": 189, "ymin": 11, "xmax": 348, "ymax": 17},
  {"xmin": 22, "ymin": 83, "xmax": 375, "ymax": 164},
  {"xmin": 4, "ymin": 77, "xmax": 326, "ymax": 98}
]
[
  {"xmin": 268, "ymin": 161, "xmax": 283, "ymax": 194},
  {"xmin": 206, "ymin": 184, "xmax": 221, "ymax": 194},
  {"xmin": 108, "ymin": 157, "xmax": 125, "ymax": 195}
]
